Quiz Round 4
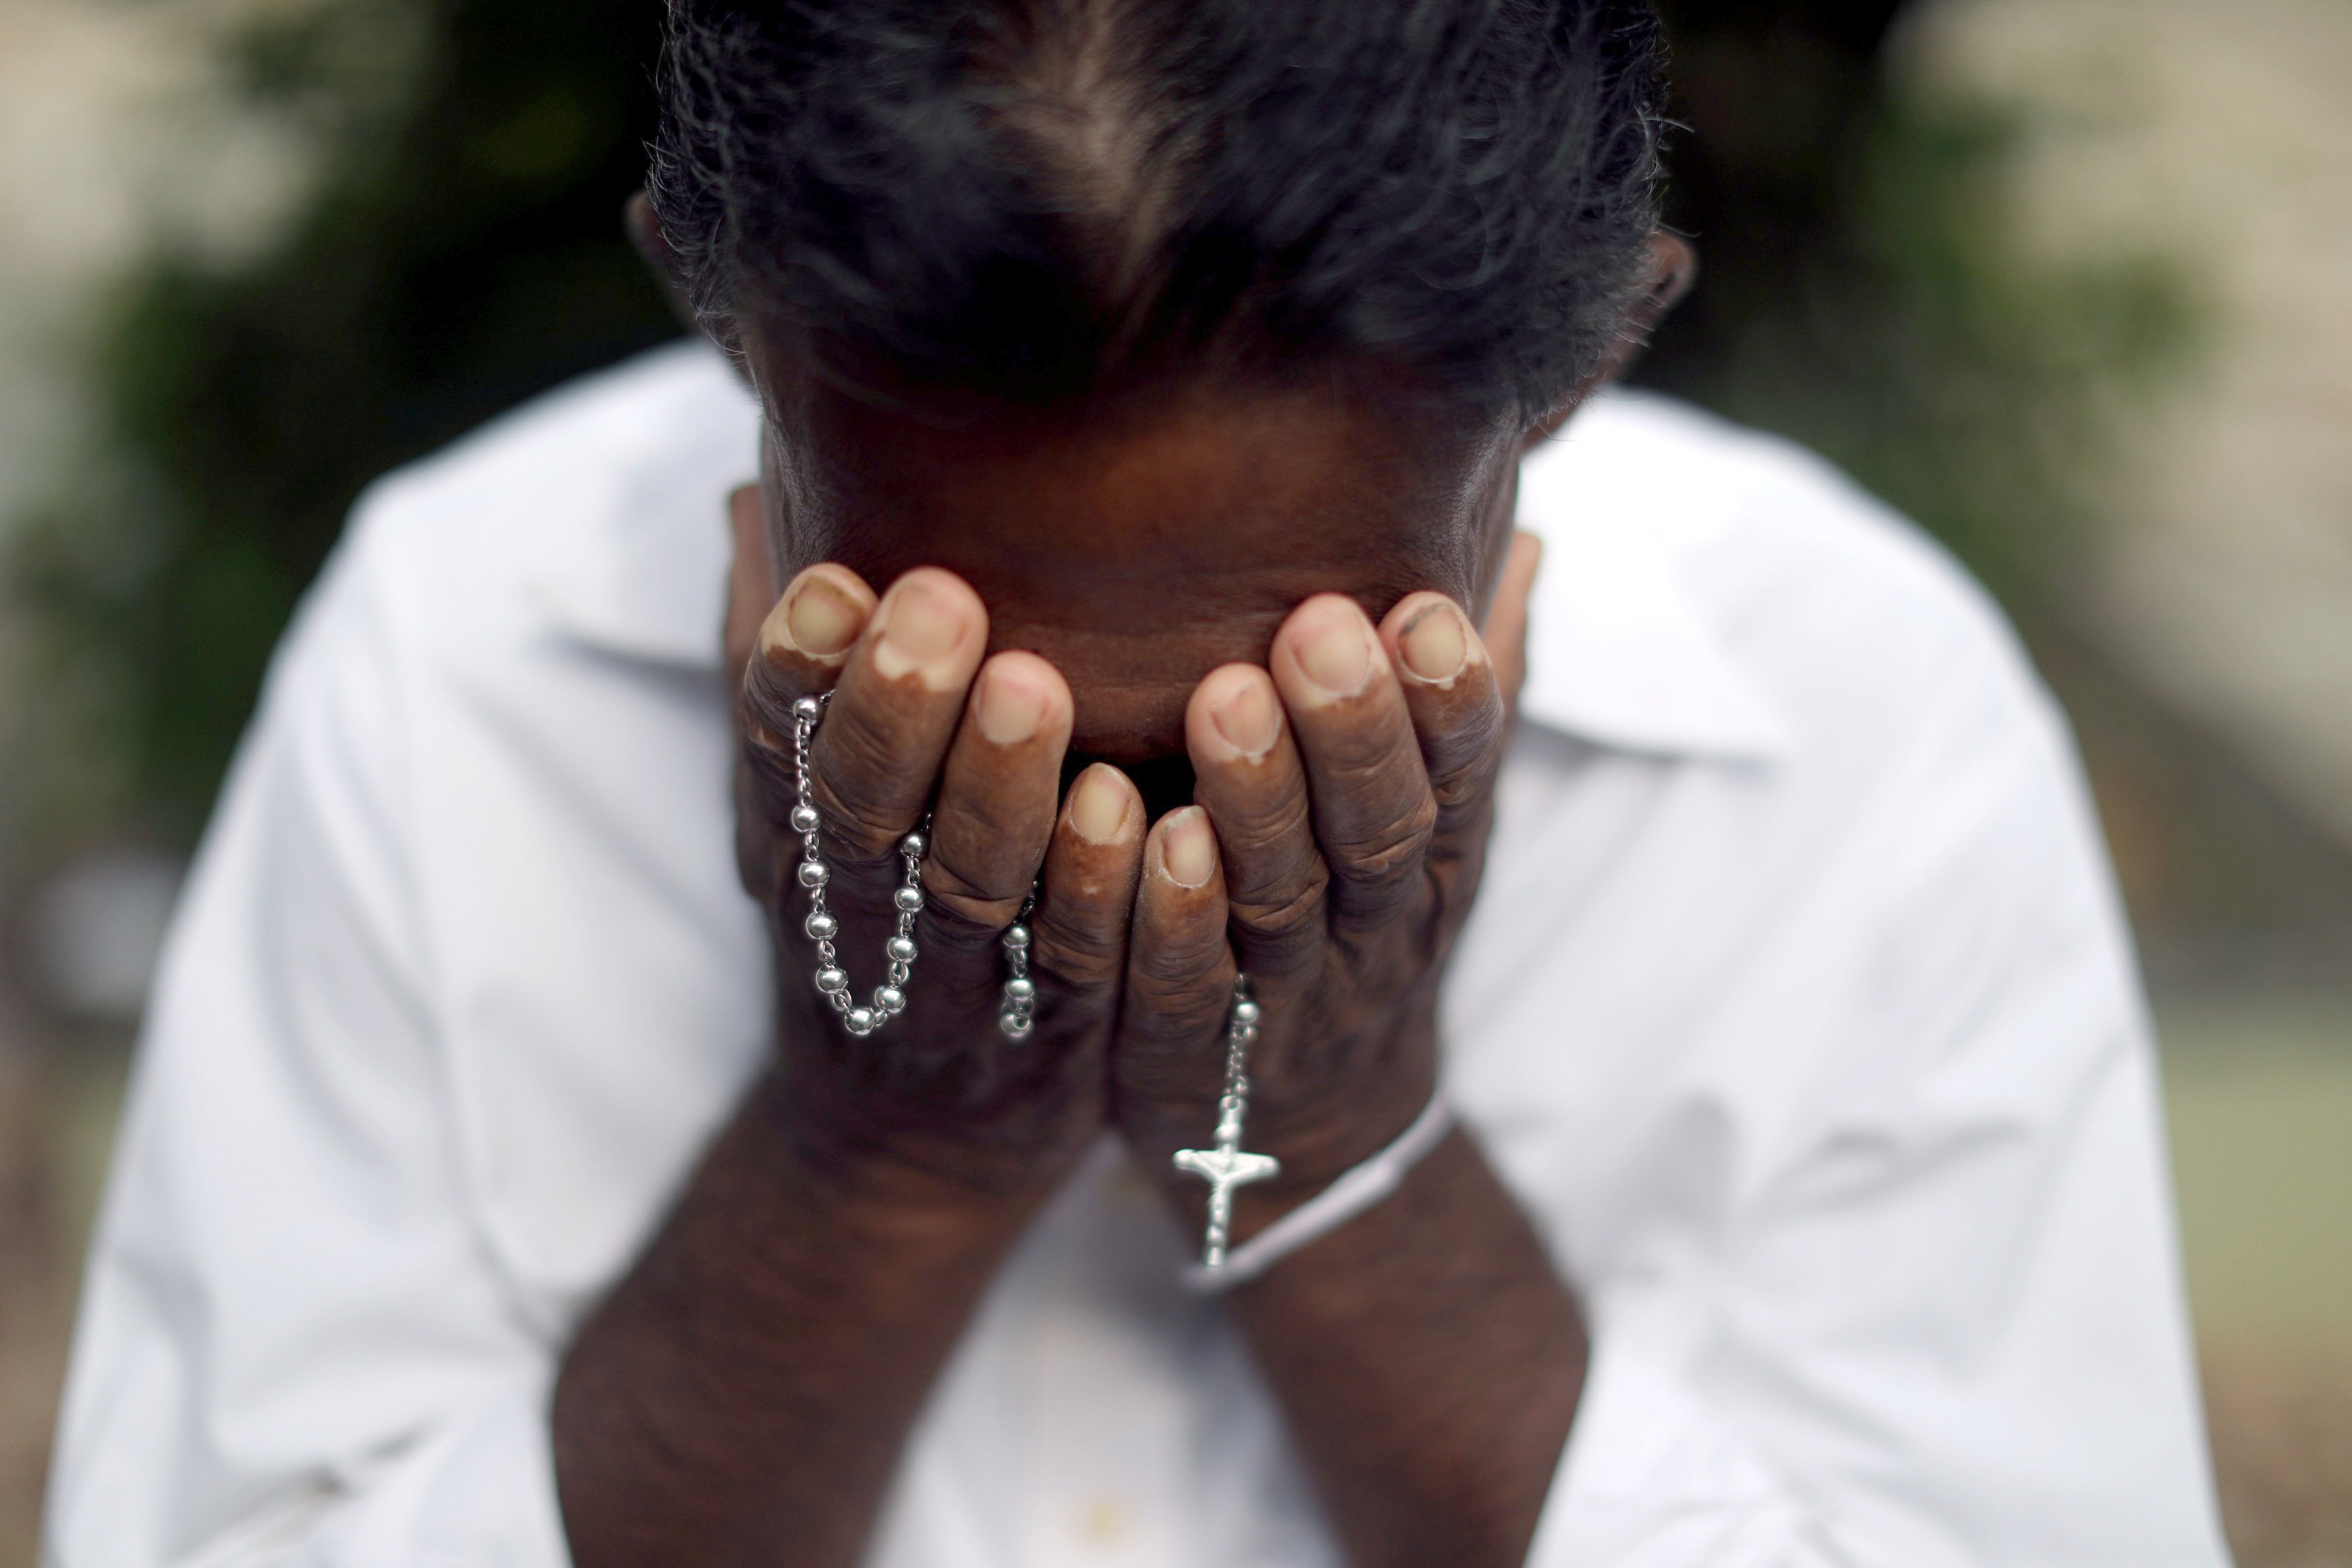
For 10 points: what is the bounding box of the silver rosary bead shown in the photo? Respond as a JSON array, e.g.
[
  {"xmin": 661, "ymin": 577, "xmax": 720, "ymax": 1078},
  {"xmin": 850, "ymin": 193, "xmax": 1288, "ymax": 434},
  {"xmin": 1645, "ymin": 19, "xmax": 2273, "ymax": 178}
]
[
  {"xmin": 997, "ymin": 904, "xmax": 1037, "ymax": 1040},
  {"xmin": 792, "ymin": 694, "xmax": 1050, "ymax": 1046},
  {"xmin": 790, "ymin": 691, "xmax": 929, "ymax": 1040},
  {"xmin": 1172, "ymin": 977, "xmax": 1281, "ymax": 1272}
]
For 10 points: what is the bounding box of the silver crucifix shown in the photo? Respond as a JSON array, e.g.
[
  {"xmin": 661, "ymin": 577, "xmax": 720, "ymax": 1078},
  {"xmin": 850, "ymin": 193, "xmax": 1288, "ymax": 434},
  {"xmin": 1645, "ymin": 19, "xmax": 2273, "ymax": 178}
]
[{"xmin": 1172, "ymin": 979, "xmax": 1280, "ymax": 1271}]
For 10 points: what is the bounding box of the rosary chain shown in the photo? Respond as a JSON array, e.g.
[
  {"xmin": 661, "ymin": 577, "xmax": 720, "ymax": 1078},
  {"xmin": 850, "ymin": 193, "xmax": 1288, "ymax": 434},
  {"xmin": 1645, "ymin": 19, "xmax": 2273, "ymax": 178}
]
[
  {"xmin": 1202, "ymin": 982, "xmax": 1265, "ymax": 1262},
  {"xmin": 794, "ymin": 687, "xmax": 1267, "ymax": 1272},
  {"xmin": 791, "ymin": 693, "xmax": 925, "ymax": 1039},
  {"xmin": 1171, "ymin": 977, "xmax": 1277, "ymax": 1272},
  {"xmin": 999, "ymin": 894, "xmax": 1037, "ymax": 1040},
  {"xmin": 791, "ymin": 680, "xmax": 1269, "ymax": 1268}
]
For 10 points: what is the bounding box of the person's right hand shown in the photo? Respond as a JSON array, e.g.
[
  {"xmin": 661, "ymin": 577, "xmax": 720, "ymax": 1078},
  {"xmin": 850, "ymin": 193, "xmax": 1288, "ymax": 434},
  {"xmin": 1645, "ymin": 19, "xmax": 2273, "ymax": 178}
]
[{"xmin": 725, "ymin": 490, "xmax": 1146, "ymax": 1196}]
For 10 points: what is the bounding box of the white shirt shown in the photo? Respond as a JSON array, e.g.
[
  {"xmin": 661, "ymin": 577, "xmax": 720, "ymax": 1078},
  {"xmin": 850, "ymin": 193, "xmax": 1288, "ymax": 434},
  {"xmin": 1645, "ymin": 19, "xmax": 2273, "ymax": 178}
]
[{"xmin": 47, "ymin": 343, "xmax": 2229, "ymax": 1568}]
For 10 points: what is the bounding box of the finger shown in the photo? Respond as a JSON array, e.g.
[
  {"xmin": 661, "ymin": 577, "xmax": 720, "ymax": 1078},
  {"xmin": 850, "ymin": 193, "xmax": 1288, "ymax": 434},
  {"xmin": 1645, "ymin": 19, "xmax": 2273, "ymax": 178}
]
[
  {"xmin": 1025, "ymin": 763, "xmax": 1146, "ymax": 1035},
  {"xmin": 1118, "ymin": 807, "xmax": 1238, "ymax": 1102},
  {"xmin": 1482, "ymin": 530, "xmax": 1541, "ymax": 720},
  {"xmin": 1378, "ymin": 592, "xmax": 1508, "ymax": 853},
  {"xmin": 1185, "ymin": 664, "xmax": 1328, "ymax": 980},
  {"xmin": 742, "ymin": 561, "xmax": 876, "ymax": 738},
  {"xmin": 792, "ymin": 568, "xmax": 989, "ymax": 878},
  {"xmin": 916, "ymin": 653, "xmax": 1075, "ymax": 974},
  {"xmin": 737, "ymin": 562, "xmax": 878, "ymax": 898},
  {"xmin": 1267, "ymin": 595, "xmax": 1437, "ymax": 937},
  {"xmin": 722, "ymin": 484, "xmax": 779, "ymax": 684}
]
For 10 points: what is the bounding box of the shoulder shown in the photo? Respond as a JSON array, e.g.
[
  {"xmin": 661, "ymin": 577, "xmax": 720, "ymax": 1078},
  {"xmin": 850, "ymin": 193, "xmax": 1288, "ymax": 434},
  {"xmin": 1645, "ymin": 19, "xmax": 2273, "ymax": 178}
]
[
  {"xmin": 326, "ymin": 339, "xmax": 759, "ymax": 675},
  {"xmin": 237, "ymin": 339, "xmax": 761, "ymax": 984},
  {"xmin": 1522, "ymin": 389, "xmax": 2062, "ymax": 779},
  {"xmin": 353, "ymin": 337, "xmax": 755, "ymax": 547},
  {"xmin": 232, "ymin": 344, "xmax": 771, "ymax": 1306}
]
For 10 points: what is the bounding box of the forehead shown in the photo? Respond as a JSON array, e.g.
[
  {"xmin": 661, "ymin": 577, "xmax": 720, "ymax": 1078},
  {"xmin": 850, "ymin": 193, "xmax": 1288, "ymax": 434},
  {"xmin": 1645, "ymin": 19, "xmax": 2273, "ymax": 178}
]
[
  {"xmin": 763, "ymin": 355, "xmax": 1510, "ymax": 591},
  {"xmin": 751, "ymin": 339, "xmax": 1517, "ymax": 758}
]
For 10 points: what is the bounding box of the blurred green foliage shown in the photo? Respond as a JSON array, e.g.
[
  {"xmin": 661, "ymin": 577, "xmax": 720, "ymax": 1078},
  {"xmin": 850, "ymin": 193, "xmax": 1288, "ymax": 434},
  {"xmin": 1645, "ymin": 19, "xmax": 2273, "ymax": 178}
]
[
  {"xmin": 8, "ymin": 0, "xmax": 2193, "ymax": 851},
  {"xmin": 11, "ymin": 0, "xmax": 677, "ymax": 846},
  {"xmin": 1642, "ymin": 1, "xmax": 2195, "ymax": 597}
]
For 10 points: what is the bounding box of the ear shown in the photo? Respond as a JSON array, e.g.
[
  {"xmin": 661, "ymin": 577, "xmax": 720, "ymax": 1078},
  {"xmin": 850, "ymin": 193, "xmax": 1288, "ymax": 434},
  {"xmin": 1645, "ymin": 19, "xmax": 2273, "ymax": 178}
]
[
  {"xmin": 1520, "ymin": 231, "xmax": 1698, "ymax": 450},
  {"xmin": 626, "ymin": 190, "xmax": 702, "ymax": 335}
]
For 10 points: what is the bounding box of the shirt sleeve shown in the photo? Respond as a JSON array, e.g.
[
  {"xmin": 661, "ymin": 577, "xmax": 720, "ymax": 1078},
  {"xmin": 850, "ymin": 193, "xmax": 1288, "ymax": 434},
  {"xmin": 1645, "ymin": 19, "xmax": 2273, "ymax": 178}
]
[
  {"xmin": 42, "ymin": 509, "xmax": 575, "ymax": 1568},
  {"xmin": 1523, "ymin": 683, "xmax": 2230, "ymax": 1567}
]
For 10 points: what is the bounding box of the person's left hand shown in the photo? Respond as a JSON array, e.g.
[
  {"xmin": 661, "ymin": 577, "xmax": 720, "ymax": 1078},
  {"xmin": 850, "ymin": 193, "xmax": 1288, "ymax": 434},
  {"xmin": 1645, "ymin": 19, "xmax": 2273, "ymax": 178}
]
[{"xmin": 1111, "ymin": 533, "xmax": 1541, "ymax": 1225}]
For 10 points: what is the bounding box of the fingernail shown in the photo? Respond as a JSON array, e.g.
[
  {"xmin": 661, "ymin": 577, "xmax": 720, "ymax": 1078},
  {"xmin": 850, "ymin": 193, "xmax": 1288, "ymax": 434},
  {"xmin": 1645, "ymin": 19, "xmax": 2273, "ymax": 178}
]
[
  {"xmin": 1399, "ymin": 600, "xmax": 1470, "ymax": 683},
  {"xmin": 1160, "ymin": 806, "xmax": 1216, "ymax": 888},
  {"xmin": 1069, "ymin": 764, "xmax": 1130, "ymax": 843},
  {"xmin": 873, "ymin": 576, "xmax": 972, "ymax": 683},
  {"xmin": 1292, "ymin": 599, "xmax": 1373, "ymax": 699},
  {"xmin": 975, "ymin": 661, "xmax": 1050, "ymax": 745},
  {"xmin": 1210, "ymin": 678, "xmax": 1281, "ymax": 759},
  {"xmin": 778, "ymin": 570, "xmax": 862, "ymax": 657}
]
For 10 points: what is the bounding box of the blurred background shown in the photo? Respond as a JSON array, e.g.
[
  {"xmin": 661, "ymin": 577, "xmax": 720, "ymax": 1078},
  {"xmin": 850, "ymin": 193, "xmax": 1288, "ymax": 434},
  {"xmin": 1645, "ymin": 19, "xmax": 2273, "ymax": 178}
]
[{"xmin": 0, "ymin": 0, "xmax": 2345, "ymax": 1561}]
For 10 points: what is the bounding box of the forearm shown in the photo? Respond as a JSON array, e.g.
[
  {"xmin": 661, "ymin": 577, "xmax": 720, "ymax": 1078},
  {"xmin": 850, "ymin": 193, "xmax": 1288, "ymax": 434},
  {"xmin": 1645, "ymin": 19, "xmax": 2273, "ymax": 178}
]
[
  {"xmin": 1226, "ymin": 1130, "xmax": 1587, "ymax": 1568},
  {"xmin": 551, "ymin": 1070, "xmax": 1051, "ymax": 1568}
]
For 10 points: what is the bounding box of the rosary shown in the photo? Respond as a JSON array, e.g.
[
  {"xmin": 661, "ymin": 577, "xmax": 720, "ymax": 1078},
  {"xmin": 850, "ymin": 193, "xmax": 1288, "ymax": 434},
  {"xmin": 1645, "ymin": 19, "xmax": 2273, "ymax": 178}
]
[{"xmin": 789, "ymin": 693, "xmax": 1279, "ymax": 1272}]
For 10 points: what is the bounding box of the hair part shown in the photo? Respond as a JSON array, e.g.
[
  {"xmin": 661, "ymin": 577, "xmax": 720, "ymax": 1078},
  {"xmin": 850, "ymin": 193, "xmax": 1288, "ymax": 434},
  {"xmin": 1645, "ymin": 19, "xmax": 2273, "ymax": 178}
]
[{"xmin": 651, "ymin": 0, "xmax": 1670, "ymax": 421}]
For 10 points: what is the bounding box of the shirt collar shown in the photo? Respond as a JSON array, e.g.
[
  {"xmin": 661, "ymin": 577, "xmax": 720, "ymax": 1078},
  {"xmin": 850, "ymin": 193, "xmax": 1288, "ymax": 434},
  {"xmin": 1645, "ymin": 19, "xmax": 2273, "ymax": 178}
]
[
  {"xmin": 530, "ymin": 341, "xmax": 763, "ymax": 670},
  {"xmin": 540, "ymin": 349, "xmax": 1786, "ymax": 765},
  {"xmin": 1511, "ymin": 390, "xmax": 1790, "ymax": 763}
]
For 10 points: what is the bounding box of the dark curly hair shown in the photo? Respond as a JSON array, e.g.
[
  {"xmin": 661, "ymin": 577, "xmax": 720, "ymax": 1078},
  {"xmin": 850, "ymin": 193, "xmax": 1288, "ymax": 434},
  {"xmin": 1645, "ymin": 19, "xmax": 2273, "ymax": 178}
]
[{"xmin": 650, "ymin": 0, "xmax": 1669, "ymax": 419}]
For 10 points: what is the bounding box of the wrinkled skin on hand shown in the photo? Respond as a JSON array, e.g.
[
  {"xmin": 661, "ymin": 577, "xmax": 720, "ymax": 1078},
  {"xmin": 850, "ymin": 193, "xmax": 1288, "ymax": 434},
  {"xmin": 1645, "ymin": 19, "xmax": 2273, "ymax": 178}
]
[
  {"xmin": 727, "ymin": 500, "xmax": 1137, "ymax": 1192},
  {"xmin": 722, "ymin": 480, "xmax": 1540, "ymax": 1219},
  {"xmin": 1116, "ymin": 548, "xmax": 1538, "ymax": 1204}
]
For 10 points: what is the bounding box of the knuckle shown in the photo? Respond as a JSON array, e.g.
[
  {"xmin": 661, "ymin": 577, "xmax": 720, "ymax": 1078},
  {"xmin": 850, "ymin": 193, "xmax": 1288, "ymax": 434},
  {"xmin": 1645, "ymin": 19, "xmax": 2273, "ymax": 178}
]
[
  {"xmin": 1128, "ymin": 923, "xmax": 1230, "ymax": 1005},
  {"xmin": 1214, "ymin": 794, "xmax": 1314, "ymax": 871},
  {"xmin": 1312, "ymin": 728, "xmax": 1410, "ymax": 787},
  {"xmin": 913, "ymin": 894, "xmax": 1008, "ymax": 963},
  {"xmin": 1428, "ymin": 769, "xmax": 1495, "ymax": 840},
  {"xmin": 1027, "ymin": 881, "xmax": 1134, "ymax": 994},
  {"xmin": 1124, "ymin": 980, "xmax": 1232, "ymax": 1059},
  {"xmin": 1035, "ymin": 893, "xmax": 1134, "ymax": 982},
  {"xmin": 808, "ymin": 769, "xmax": 915, "ymax": 865},
  {"xmin": 1132, "ymin": 944, "xmax": 1222, "ymax": 1000},
  {"xmin": 1326, "ymin": 809, "xmax": 1436, "ymax": 928},
  {"xmin": 1229, "ymin": 870, "xmax": 1328, "ymax": 964},
  {"xmin": 1215, "ymin": 763, "xmax": 1314, "ymax": 828},
  {"xmin": 1423, "ymin": 715, "xmax": 1506, "ymax": 830},
  {"xmin": 1032, "ymin": 927, "xmax": 1124, "ymax": 993},
  {"xmin": 921, "ymin": 854, "xmax": 1033, "ymax": 930},
  {"xmin": 1427, "ymin": 756, "xmax": 1488, "ymax": 812},
  {"xmin": 1331, "ymin": 793, "xmax": 1437, "ymax": 887}
]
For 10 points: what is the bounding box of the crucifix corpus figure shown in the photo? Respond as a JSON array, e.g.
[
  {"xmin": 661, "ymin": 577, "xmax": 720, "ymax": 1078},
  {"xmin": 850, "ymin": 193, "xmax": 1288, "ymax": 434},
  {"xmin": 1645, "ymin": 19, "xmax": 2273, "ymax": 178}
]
[{"xmin": 1172, "ymin": 982, "xmax": 1280, "ymax": 1270}]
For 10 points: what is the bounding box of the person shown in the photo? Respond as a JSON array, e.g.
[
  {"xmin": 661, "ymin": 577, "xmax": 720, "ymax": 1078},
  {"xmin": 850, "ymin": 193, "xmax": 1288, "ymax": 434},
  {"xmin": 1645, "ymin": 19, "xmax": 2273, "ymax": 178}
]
[{"xmin": 46, "ymin": 1, "xmax": 2229, "ymax": 1565}]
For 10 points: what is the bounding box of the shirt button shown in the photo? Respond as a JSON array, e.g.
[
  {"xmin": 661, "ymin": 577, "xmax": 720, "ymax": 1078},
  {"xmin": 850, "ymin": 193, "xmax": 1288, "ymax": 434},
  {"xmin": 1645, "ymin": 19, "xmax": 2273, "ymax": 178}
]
[{"xmin": 1074, "ymin": 1495, "xmax": 1134, "ymax": 1547}]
